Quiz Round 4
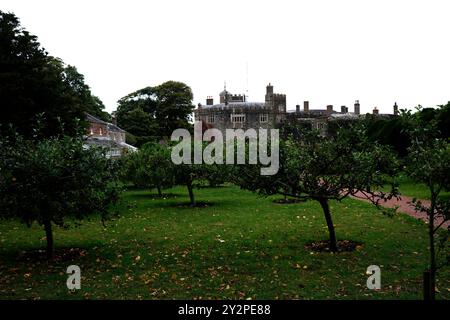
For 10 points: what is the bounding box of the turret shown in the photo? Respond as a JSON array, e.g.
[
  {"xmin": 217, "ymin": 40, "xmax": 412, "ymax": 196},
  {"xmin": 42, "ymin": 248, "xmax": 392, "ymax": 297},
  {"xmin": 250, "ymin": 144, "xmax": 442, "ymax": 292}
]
[{"xmin": 354, "ymin": 100, "xmax": 360, "ymax": 115}]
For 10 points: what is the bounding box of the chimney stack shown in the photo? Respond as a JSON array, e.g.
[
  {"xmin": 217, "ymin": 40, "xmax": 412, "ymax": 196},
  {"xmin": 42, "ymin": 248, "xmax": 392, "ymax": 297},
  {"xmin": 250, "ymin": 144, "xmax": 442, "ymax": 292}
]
[
  {"xmin": 341, "ymin": 105, "xmax": 348, "ymax": 113},
  {"xmin": 206, "ymin": 96, "xmax": 213, "ymax": 105},
  {"xmin": 326, "ymin": 105, "xmax": 333, "ymax": 114},
  {"xmin": 373, "ymin": 107, "xmax": 379, "ymax": 115},
  {"xmin": 354, "ymin": 100, "xmax": 360, "ymax": 115},
  {"xmin": 296, "ymin": 105, "xmax": 300, "ymax": 113},
  {"xmin": 303, "ymin": 101, "xmax": 309, "ymax": 112}
]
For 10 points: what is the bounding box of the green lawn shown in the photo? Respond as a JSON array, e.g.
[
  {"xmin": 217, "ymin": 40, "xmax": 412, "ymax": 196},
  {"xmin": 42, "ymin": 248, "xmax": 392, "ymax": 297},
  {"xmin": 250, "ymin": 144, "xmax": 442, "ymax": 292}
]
[
  {"xmin": 0, "ymin": 185, "xmax": 448, "ymax": 300},
  {"xmin": 392, "ymin": 174, "xmax": 450, "ymax": 201}
]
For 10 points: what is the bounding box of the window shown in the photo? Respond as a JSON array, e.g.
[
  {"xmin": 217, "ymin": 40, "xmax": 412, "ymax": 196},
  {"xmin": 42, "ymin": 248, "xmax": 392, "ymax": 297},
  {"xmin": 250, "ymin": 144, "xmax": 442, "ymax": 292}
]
[
  {"xmin": 208, "ymin": 115, "xmax": 215, "ymax": 123},
  {"xmin": 231, "ymin": 114, "xmax": 245, "ymax": 123},
  {"xmin": 259, "ymin": 114, "xmax": 268, "ymax": 123},
  {"xmin": 317, "ymin": 123, "xmax": 326, "ymax": 130}
]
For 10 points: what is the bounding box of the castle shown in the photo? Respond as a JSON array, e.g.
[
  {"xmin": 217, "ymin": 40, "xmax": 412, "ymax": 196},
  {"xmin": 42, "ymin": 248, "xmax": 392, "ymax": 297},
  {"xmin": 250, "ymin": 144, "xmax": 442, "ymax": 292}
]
[
  {"xmin": 195, "ymin": 83, "xmax": 286, "ymax": 132},
  {"xmin": 194, "ymin": 83, "xmax": 399, "ymax": 136}
]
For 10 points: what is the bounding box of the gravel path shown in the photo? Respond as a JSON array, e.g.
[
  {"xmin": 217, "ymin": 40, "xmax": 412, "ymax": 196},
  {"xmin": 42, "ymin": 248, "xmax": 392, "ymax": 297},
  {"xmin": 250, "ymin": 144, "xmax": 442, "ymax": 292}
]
[{"xmin": 352, "ymin": 191, "xmax": 449, "ymax": 229}]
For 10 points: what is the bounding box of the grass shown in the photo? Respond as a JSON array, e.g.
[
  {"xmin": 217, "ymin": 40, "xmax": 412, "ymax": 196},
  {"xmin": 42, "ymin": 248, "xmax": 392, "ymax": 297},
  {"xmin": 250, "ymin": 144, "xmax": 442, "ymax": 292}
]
[
  {"xmin": 0, "ymin": 185, "xmax": 449, "ymax": 300},
  {"xmin": 392, "ymin": 174, "xmax": 450, "ymax": 201}
]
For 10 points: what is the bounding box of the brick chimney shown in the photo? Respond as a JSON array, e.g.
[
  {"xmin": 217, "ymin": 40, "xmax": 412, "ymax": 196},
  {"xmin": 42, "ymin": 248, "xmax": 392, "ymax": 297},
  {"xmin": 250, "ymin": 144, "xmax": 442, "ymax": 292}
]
[
  {"xmin": 341, "ymin": 105, "xmax": 348, "ymax": 113},
  {"xmin": 296, "ymin": 105, "xmax": 300, "ymax": 113},
  {"xmin": 206, "ymin": 96, "xmax": 213, "ymax": 105},
  {"xmin": 373, "ymin": 107, "xmax": 379, "ymax": 115},
  {"xmin": 303, "ymin": 101, "xmax": 309, "ymax": 112}
]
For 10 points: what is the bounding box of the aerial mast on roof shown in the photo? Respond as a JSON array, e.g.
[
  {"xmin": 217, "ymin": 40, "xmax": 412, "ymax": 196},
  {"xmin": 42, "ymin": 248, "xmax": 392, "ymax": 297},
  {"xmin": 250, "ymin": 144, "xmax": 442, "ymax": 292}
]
[{"xmin": 245, "ymin": 61, "xmax": 249, "ymax": 102}]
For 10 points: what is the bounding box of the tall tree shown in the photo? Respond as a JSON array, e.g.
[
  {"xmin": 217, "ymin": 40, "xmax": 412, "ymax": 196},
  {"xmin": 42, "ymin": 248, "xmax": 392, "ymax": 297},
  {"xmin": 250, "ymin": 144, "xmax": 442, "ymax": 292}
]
[
  {"xmin": 61, "ymin": 63, "xmax": 111, "ymax": 122},
  {"xmin": 0, "ymin": 11, "xmax": 108, "ymax": 137},
  {"xmin": 116, "ymin": 81, "xmax": 194, "ymax": 145}
]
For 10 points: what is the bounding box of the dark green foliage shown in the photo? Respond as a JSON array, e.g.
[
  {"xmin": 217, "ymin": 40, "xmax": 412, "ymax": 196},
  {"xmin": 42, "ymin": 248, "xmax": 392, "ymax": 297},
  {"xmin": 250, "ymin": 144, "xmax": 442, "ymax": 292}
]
[
  {"xmin": 0, "ymin": 11, "xmax": 108, "ymax": 138},
  {"xmin": 234, "ymin": 124, "xmax": 400, "ymax": 252},
  {"xmin": 61, "ymin": 64, "xmax": 111, "ymax": 122},
  {"xmin": 115, "ymin": 81, "xmax": 194, "ymax": 146},
  {"xmin": 405, "ymin": 116, "xmax": 450, "ymax": 300},
  {"xmin": 202, "ymin": 163, "xmax": 231, "ymax": 187},
  {"xmin": 125, "ymin": 131, "xmax": 138, "ymax": 147},
  {"xmin": 122, "ymin": 142, "xmax": 174, "ymax": 196},
  {"xmin": 364, "ymin": 115, "xmax": 411, "ymax": 157},
  {"xmin": 365, "ymin": 104, "xmax": 450, "ymax": 157},
  {"xmin": 0, "ymin": 128, "xmax": 121, "ymax": 258}
]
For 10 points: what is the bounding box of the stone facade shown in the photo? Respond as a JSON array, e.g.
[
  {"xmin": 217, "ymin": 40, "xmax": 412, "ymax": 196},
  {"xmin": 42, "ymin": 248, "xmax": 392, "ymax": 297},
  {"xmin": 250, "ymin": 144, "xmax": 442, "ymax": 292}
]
[
  {"xmin": 194, "ymin": 84, "xmax": 399, "ymax": 136},
  {"xmin": 195, "ymin": 84, "xmax": 287, "ymax": 132}
]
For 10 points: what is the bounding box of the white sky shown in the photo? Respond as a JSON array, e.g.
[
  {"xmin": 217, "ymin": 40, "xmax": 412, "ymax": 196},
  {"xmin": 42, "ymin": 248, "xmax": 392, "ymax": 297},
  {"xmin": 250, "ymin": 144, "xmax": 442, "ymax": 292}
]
[{"xmin": 2, "ymin": 0, "xmax": 450, "ymax": 114}]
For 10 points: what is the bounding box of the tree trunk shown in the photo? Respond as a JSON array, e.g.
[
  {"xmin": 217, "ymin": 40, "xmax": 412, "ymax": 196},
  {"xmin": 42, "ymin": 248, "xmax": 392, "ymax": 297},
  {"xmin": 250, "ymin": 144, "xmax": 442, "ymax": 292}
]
[
  {"xmin": 157, "ymin": 186, "xmax": 162, "ymax": 197},
  {"xmin": 423, "ymin": 271, "xmax": 431, "ymax": 300},
  {"xmin": 187, "ymin": 181, "xmax": 195, "ymax": 206},
  {"xmin": 44, "ymin": 219, "xmax": 54, "ymax": 259},
  {"xmin": 318, "ymin": 198, "xmax": 338, "ymax": 252},
  {"xmin": 428, "ymin": 196, "xmax": 437, "ymax": 300}
]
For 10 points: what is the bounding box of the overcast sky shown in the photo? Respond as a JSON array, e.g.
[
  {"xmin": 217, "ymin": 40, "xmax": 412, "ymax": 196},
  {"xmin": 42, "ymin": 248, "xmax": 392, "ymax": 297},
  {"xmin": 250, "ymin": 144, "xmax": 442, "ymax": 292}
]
[{"xmin": 3, "ymin": 0, "xmax": 450, "ymax": 114}]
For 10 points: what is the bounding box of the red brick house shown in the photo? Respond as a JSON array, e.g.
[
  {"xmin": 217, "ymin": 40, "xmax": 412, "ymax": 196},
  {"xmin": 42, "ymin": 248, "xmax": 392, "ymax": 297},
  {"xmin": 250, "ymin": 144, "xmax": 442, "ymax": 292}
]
[{"xmin": 84, "ymin": 113, "xmax": 137, "ymax": 158}]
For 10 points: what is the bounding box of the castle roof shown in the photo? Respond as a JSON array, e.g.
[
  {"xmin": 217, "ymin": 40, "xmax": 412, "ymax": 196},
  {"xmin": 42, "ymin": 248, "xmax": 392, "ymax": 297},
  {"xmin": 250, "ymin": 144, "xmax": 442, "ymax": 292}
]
[{"xmin": 200, "ymin": 102, "xmax": 266, "ymax": 109}]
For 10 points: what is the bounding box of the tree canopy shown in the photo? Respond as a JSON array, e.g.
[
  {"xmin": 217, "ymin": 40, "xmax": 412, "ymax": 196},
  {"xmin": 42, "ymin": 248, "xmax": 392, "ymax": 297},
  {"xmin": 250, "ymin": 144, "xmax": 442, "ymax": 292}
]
[
  {"xmin": 234, "ymin": 124, "xmax": 400, "ymax": 252},
  {"xmin": 404, "ymin": 114, "xmax": 450, "ymax": 300},
  {"xmin": 122, "ymin": 142, "xmax": 175, "ymax": 196},
  {"xmin": 0, "ymin": 11, "xmax": 109, "ymax": 138},
  {"xmin": 0, "ymin": 128, "xmax": 121, "ymax": 258},
  {"xmin": 115, "ymin": 81, "xmax": 194, "ymax": 146}
]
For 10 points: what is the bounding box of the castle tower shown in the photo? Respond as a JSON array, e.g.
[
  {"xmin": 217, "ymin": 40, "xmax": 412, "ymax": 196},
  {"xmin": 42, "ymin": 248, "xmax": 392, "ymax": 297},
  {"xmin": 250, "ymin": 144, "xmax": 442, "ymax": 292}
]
[
  {"xmin": 354, "ymin": 100, "xmax": 360, "ymax": 115},
  {"xmin": 264, "ymin": 83, "xmax": 286, "ymax": 112},
  {"xmin": 265, "ymin": 83, "xmax": 274, "ymax": 109},
  {"xmin": 393, "ymin": 102, "xmax": 399, "ymax": 115},
  {"xmin": 304, "ymin": 101, "xmax": 309, "ymax": 112},
  {"xmin": 219, "ymin": 83, "xmax": 229, "ymax": 105}
]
